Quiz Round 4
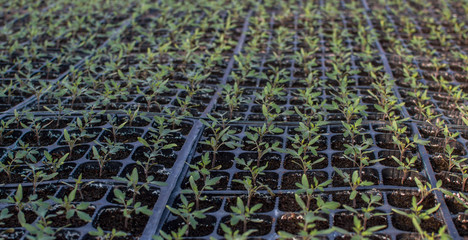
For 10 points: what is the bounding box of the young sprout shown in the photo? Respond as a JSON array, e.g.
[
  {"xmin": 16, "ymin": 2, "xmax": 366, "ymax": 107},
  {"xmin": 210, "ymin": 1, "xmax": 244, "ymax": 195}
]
[
  {"xmin": 164, "ymin": 108, "xmax": 185, "ymax": 129},
  {"xmin": 229, "ymin": 197, "xmax": 263, "ymax": 234},
  {"xmin": 1, "ymin": 184, "xmax": 37, "ymax": 214},
  {"xmin": 137, "ymin": 117, "xmax": 177, "ymax": 179},
  {"xmin": 454, "ymin": 160, "xmax": 468, "ymax": 192},
  {"xmin": 368, "ymin": 75, "xmax": 403, "ymax": 122},
  {"xmin": 90, "ymin": 227, "xmax": 127, "ymax": 240},
  {"xmin": 222, "ymin": 83, "xmax": 247, "ymax": 119},
  {"xmin": 181, "ymin": 170, "xmax": 220, "ymax": 210},
  {"xmin": 113, "ymin": 167, "xmax": 165, "ymax": 206},
  {"xmin": 49, "ymin": 175, "xmax": 92, "ymax": 225},
  {"xmin": 156, "ymin": 225, "xmax": 188, "ymax": 240},
  {"xmin": 218, "ymin": 223, "xmax": 256, "ymax": 240},
  {"xmin": 1, "ymin": 150, "xmax": 24, "ymax": 182},
  {"xmin": 392, "ymin": 197, "xmax": 445, "ymax": 239},
  {"xmin": 137, "ymin": 70, "xmax": 169, "ymax": 111},
  {"xmin": 113, "ymin": 187, "xmax": 153, "ymax": 229},
  {"xmin": 200, "ymin": 114, "xmax": 240, "ymax": 168},
  {"xmin": 342, "ymin": 118, "xmax": 364, "ymax": 147},
  {"xmin": 334, "ymin": 169, "xmax": 374, "ymax": 207},
  {"xmin": 121, "ymin": 107, "xmax": 147, "ymax": 127},
  {"xmin": 296, "ymin": 174, "xmax": 333, "ymax": 212},
  {"xmin": 0, "ymin": 208, "xmax": 12, "ymax": 228},
  {"xmin": 21, "ymin": 116, "xmax": 51, "ymax": 146},
  {"xmin": 343, "ymin": 193, "xmax": 386, "ymax": 237},
  {"xmin": 344, "ymin": 136, "xmax": 381, "ymax": 179},
  {"xmin": 18, "ymin": 200, "xmax": 55, "ymax": 240},
  {"xmin": 279, "ymin": 185, "xmax": 339, "ymax": 240},
  {"xmin": 283, "ymin": 122, "xmax": 326, "ymax": 175},
  {"xmin": 245, "ymin": 123, "xmax": 282, "ymax": 167},
  {"xmin": 0, "ymin": 118, "xmax": 14, "ymax": 145},
  {"xmin": 24, "ymin": 164, "xmax": 57, "ymax": 195},
  {"xmin": 92, "ymin": 139, "xmax": 124, "ymax": 178},
  {"xmin": 189, "ymin": 153, "xmax": 222, "ymax": 182},
  {"xmin": 106, "ymin": 114, "xmax": 127, "ymax": 143},
  {"xmin": 391, "ymin": 134, "xmax": 428, "ymax": 184},
  {"xmin": 166, "ymin": 195, "xmax": 212, "ymax": 236},
  {"xmin": 235, "ymin": 157, "xmax": 274, "ymax": 207},
  {"xmin": 293, "ymin": 86, "xmax": 325, "ymax": 125},
  {"xmin": 43, "ymin": 151, "xmax": 69, "ymax": 175}
]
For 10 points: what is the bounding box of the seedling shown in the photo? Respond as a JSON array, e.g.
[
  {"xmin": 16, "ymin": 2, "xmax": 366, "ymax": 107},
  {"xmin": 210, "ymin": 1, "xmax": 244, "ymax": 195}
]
[
  {"xmin": 344, "ymin": 136, "xmax": 381, "ymax": 179},
  {"xmin": 49, "ymin": 177, "xmax": 92, "ymax": 225},
  {"xmin": 166, "ymin": 195, "xmax": 212, "ymax": 236},
  {"xmin": 334, "ymin": 169, "xmax": 374, "ymax": 207},
  {"xmin": 137, "ymin": 116, "xmax": 178, "ymax": 177},
  {"xmin": 21, "ymin": 116, "xmax": 51, "ymax": 146},
  {"xmin": 0, "ymin": 118, "xmax": 14, "ymax": 145},
  {"xmin": 283, "ymin": 122, "xmax": 326, "ymax": 175},
  {"xmin": 230, "ymin": 197, "xmax": 263, "ymax": 233},
  {"xmin": 90, "ymin": 227, "xmax": 127, "ymax": 240},
  {"xmin": 221, "ymin": 83, "xmax": 247, "ymax": 119},
  {"xmin": 392, "ymin": 197, "xmax": 444, "ymax": 239},
  {"xmin": 24, "ymin": 164, "xmax": 57, "ymax": 195},
  {"xmin": 234, "ymin": 157, "xmax": 274, "ymax": 208},
  {"xmin": 113, "ymin": 167, "xmax": 165, "ymax": 205},
  {"xmin": 343, "ymin": 193, "xmax": 386, "ymax": 236},
  {"xmin": 245, "ymin": 123, "xmax": 283, "ymax": 167},
  {"xmin": 200, "ymin": 114, "xmax": 240, "ymax": 168},
  {"xmin": 390, "ymin": 131, "xmax": 428, "ymax": 185},
  {"xmin": 218, "ymin": 223, "xmax": 256, "ymax": 240},
  {"xmin": 18, "ymin": 200, "xmax": 55, "ymax": 240},
  {"xmin": 105, "ymin": 114, "xmax": 127, "ymax": 143},
  {"xmin": 1, "ymin": 150, "xmax": 24, "ymax": 182},
  {"xmin": 43, "ymin": 151, "xmax": 69, "ymax": 174},
  {"xmin": 296, "ymin": 174, "xmax": 332, "ymax": 212},
  {"xmin": 182, "ymin": 171, "xmax": 220, "ymax": 210},
  {"xmin": 92, "ymin": 139, "xmax": 124, "ymax": 178},
  {"xmin": 113, "ymin": 188, "xmax": 153, "ymax": 229}
]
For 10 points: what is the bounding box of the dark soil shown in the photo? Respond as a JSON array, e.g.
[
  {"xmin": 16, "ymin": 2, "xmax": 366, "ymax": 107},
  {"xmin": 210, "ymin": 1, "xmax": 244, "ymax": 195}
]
[
  {"xmin": 387, "ymin": 190, "xmax": 436, "ymax": 210},
  {"xmin": 276, "ymin": 213, "xmax": 329, "ymax": 234},
  {"xmin": 21, "ymin": 130, "xmax": 61, "ymax": 146},
  {"xmin": 58, "ymin": 183, "xmax": 108, "ymax": 202},
  {"xmin": 49, "ymin": 206, "xmax": 95, "ymax": 227},
  {"xmin": 163, "ymin": 215, "xmax": 216, "ymax": 237},
  {"xmin": 95, "ymin": 208, "xmax": 150, "ymax": 235},
  {"xmin": 132, "ymin": 146, "xmax": 177, "ymax": 168},
  {"xmin": 392, "ymin": 213, "xmax": 442, "ymax": 233},
  {"xmin": 382, "ymin": 168, "xmax": 425, "ymax": 187},
  {"xmin": 454, "ymin": 214, "xmax": 468, "ymax": 236},
  {"xmin": 50, "ymin": 145, "xmax": 90, "ymax": 161},
  {"xmin": 75, "ymin": 162, "xmax": 122, "ymax": 179}
]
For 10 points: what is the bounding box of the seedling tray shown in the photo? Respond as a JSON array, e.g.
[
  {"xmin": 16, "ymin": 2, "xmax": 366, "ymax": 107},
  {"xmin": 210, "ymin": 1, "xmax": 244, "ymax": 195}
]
[{"xmin": 1, "ymin": 0, "xmax": 468, "ymax": 239}]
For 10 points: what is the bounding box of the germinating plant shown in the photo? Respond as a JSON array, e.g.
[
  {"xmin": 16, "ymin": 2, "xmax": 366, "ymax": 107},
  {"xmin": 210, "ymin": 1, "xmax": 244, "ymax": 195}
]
[{"xmin": 200, "ymin": 114, "xmax": 241, "ymax": 169}]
